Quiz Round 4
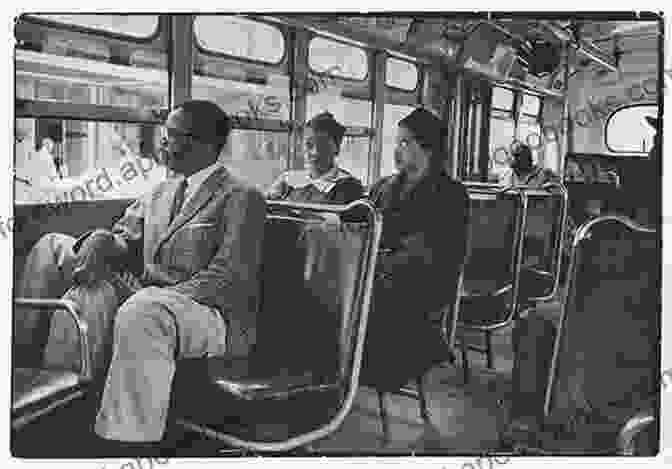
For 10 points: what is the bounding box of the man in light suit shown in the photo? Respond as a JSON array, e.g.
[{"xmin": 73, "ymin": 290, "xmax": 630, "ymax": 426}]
[{"xmin": 17, "ymin": 100, "xmax": 266, "ymax": 453}]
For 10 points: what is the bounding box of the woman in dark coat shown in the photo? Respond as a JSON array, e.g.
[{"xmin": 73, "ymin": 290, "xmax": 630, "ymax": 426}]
[
  {"xmin": 266, "ymin": 112, "xmax": 364, "ymax": 204},
  {"xmin": 361, "ymin": 107, "xmax": 470, "ymax": 392}
]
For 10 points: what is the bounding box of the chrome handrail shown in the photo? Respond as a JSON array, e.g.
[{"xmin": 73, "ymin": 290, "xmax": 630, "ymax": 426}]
[
  {"xmin": 13, "ymin": 298, "xmax": 91, "ymax": 381},
  {"xmin": 177, "ymin": 198, "xmax": 383, "ymax": 452}
]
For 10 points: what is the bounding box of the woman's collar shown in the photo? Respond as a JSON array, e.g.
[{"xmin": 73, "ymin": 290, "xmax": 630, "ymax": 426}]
[{"xmin": 284, "ymin": 166, "xmax": 351, "ymax": 193}]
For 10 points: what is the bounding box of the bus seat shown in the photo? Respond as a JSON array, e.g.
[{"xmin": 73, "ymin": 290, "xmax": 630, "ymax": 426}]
[
  {"xmin": 517, "ymin": 183, "xmax": 568, "ymax": 306},
  {"xmin": 457, "ymin": 187, "xmax": 526, "ymax": 376},
  {"xmin": 170, "ymin": 200, "xmax": 381, "ymax": 452},
  {"xmin": 510, "ymin": 215, "xmax": 659, "ymax": 455},
  {"xmin": 12, "ymin": 299, "xmax": 91, "ymax": 431}
]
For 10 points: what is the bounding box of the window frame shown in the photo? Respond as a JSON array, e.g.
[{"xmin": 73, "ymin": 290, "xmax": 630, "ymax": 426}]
[
  {"xmin": 193, "ymin": 15, "xmax": 288, "ymax": 67},
  {"xmin": 308, "ymin": 34, "xmax": 370, "ymax": 83},
  {"xmin": 485, "ymin": 84, "xmax": 546, "ymax": 182},
  {"xmin": 385, "ymin": 56, "xmax": 419, "ymax": 92},
  {"xmin": 604, "ymin": 103, "xmax": 659, "ymax": 156},
  {"xmin": 520, "ymin": 92, "xmax": 542, "ymax": 119},
  {"xmin": 491, "ymin": 85, "xmax": 515, "ymax": 114},
  {"xmin": 14, "ymin": 15, "xmax": 172, "ymax": 205},
  {"xmin": 21, "ymin": 13, "xmax": 162, "ymax": 43}
]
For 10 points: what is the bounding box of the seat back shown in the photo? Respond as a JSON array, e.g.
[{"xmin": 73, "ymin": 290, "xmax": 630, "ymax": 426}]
[
  {"xmin": 255, "ymin": 200, "xmax": 382, "ymax": 391},
  {"xmin": 518, "ymin": 183, "xmax": 568, "ymax": 302},
  {"xmin": 544, "ymin": 216, "xmax": 659, "ymax": 425},
  {"xmin": 460, "ymin": 186, "xmax": 527, "ymax": 325}
]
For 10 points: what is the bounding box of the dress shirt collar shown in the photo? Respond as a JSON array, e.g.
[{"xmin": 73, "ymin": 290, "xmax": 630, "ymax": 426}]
[{"xmin": 182, "ymin": 161, "xmax": 224, "ymax": 204}]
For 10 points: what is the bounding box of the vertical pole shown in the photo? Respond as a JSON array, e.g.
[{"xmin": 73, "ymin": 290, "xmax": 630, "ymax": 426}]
[
  {"xmin": 560, "ymin": 43, "xmax": 573, "ymax": 177},
  {"xmin": 451, "ymin": 74, "xmax": 464, "ymax": 180},
  {"xmin": 369, "ymin": 50, "xmax": 386, "ymax": 185},
  {"xmin": 478, "ymin": 82, "xmax": 493, "ymax": 181},
  {"xmin": 289, "ymin": 28, "xmax": 309, "ymax": 171},
  {"xmin": 168, "ymin": 15, "xmax": 193, "ymax": 109}
]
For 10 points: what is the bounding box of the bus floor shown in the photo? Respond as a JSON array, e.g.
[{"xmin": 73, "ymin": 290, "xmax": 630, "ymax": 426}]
[{"xmin": 11, "ymin": 299, "xmax": 563, "ymax": 456}]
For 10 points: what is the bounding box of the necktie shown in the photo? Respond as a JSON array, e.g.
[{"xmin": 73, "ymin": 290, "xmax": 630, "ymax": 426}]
[{"xmin": 170, "ymin": 178, "xmax": 188, "ymax": 222}]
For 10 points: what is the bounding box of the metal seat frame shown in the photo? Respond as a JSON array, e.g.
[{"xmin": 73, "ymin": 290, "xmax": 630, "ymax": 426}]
[
  {"xmin": 12, "ymin": 298, "xmax": 91, "ymax": 431},
  {"xmin": 513, "ymin": 215, "xmax": 659, "ymax": 455},
  {"xmin": 457, "ymin": 185, "xmax": 527, "ymax": 381},
  {"xmin": 175, "ymin": 199, "xmax": 383, "ymax": 453}
]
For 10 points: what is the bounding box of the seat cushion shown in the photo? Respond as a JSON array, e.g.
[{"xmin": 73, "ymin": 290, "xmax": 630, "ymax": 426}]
[
  {"xmin": 205, "ymin": 355, "xmax": 338, "ymax": 401},
  {"xmin": 171, "ymin": 356, "xmax": 344, "ymax": 443},
  {"xmin": 13, "ymin": 368, "xmax": 82, "ymax": 412}
]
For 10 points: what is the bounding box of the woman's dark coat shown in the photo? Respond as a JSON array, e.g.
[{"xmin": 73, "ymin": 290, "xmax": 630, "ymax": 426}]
[{"xmin": 361, "ymin": 170, "xmax": 469, "ymax": 391}]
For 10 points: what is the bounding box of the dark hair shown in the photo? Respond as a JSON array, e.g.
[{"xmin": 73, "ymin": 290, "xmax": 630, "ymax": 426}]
[
  {"xmin": 398, "ymin": 107, "xmax": 447, "ymax": 172},
  {"xmin": 307, "ymin": 111, "xmax": 347, "ymax": 147},
  {"xmin": 174, "ymin": 100, "xmax": 232, "ymax": 153}
]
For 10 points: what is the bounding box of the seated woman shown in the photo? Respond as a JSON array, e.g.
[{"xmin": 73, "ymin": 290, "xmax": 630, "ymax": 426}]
[
  {"xmin": 266, "ymin": 112, "xmax": 364, "ymax": 204},
  {"xmin": 361, "ymin": 107, "xmax": 469, "ymax": 392}
]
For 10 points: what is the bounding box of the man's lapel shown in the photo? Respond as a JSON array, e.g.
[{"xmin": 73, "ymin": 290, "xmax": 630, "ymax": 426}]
[
  {"xmin": 153, "ymin": 166, "xmax": 231, "ymax": 259},
  {"xmin": 147, "ymin": 178, "xmax": 182, "ymax": 260}
]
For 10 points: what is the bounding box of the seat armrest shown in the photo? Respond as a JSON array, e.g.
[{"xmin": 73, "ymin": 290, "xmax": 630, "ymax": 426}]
[
  {"xmin": 14, "ymin": 298, "xmax": 90, "ymax": 381},
  {"xmin": 617, "ymin": 408, "xmax": 656, "ymax": 455}
]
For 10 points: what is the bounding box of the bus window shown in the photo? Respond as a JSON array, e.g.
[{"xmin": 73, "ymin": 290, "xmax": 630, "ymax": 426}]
[
  {"xmin": 307, "ymin": 94, "xmax": 372, "ymax": 129},
  {"xmin": 381, "ymin": 104, "xmax": 415, "ymax": 177},
  {"xmin": 518, "ymin": 94, "xmax": 542, "ymax": 165},
  {"xmin": 521, "ymin": 93, "xmax": 541, "ymax": 117},
  {"xmin": 15, "ymin": 15, "xmax": 168, "ymax": 110},
  {"xmin": 223, "ymin": 130, "xmax": 289, "ymax": 190},
  {"xmin": 517, "ymin": 119, "xmax": 542, "ymax": 162},
  {"xmin": 15, "ymin": 118, "xmax": 166, "ymax": 205},
  {"xmin": 192, "ymin": 74, "xmax": 291, "ymax": 121},
  {"xmin": 605, "ymin": 104, "xmax": 658, "ymax": 154},
  {"xmin": 307, "ymin": 37, "xmax": 372, "ymax": 184},
  {"xmin": 194, "ymin": 16, "xmax": 285, "ymax": 64},
  {"xmin": 489, "ymin": 117, "xmax": 515, "ymax": 181},
  {"xmin": 29, "ymin": 14, "xmax": 159, "ymax": 39},
  {"xmin": 491, "ymin": 86, "xmax": 514, "ymax": 111},
  {"xmin": 192, "ymin": 16, "xmax": 291, "ymax": 189},
  {"xmin": 386, "ymin": 57, "xmax": 418, "ymax": 91},
  {"xmin": 487, "ymin": 87, "xmax": 547, "ymax": 182},
  {"xmin": 308, "ymin": 37, "xmax": 368, "ymax": 80}
]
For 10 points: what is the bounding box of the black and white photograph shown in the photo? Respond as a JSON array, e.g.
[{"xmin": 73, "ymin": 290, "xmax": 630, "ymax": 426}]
[{"xmin": 5, "ymin": 11, "xmax": 665, "ymax": 460}]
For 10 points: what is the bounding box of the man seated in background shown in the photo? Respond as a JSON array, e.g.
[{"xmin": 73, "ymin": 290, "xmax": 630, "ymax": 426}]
[
  {"xmin": 16, "ymin": 100, "xmax": 266, "ymax": 455},
  {"xmin": 266, "ymin": 111, "xmax": 364, "ymax": 204},
  {"xmin": 499, "ymin": 143, "xmax": 560, "ymax": 188}
]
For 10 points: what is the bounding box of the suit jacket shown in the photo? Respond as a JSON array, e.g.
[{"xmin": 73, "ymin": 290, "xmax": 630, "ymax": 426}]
[{"xmin": 80, "ymin": 166, "xmax": 266, "ymax": 357}]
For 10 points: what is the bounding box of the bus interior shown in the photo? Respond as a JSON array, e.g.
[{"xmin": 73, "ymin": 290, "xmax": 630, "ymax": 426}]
[{"xmin": 10, "ymin": 13, "xmax": 664, "ymax": 457}]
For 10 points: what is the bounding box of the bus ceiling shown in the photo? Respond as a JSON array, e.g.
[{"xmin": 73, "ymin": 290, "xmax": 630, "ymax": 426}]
[{"xmin": 257, "ymin": 16, "xmax": 659, "ymax": 98}]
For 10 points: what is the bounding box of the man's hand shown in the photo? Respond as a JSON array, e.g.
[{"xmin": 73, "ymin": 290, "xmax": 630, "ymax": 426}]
[{"xmin": 72, "ymin": 230, "xmax": 120, "ymax": 286}]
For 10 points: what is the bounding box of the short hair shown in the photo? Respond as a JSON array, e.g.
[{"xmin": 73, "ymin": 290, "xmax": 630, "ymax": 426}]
[
  {"xmin": 307, "ymin": 111, "xmax": 347, "ymax": 147},
  {"xmin": 174, "ymin": 100, "xmax": 232, "ymax": 152},
  {"xmin": 399, "ymin": 107, "xmax": 447, "ymax": 170}
]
